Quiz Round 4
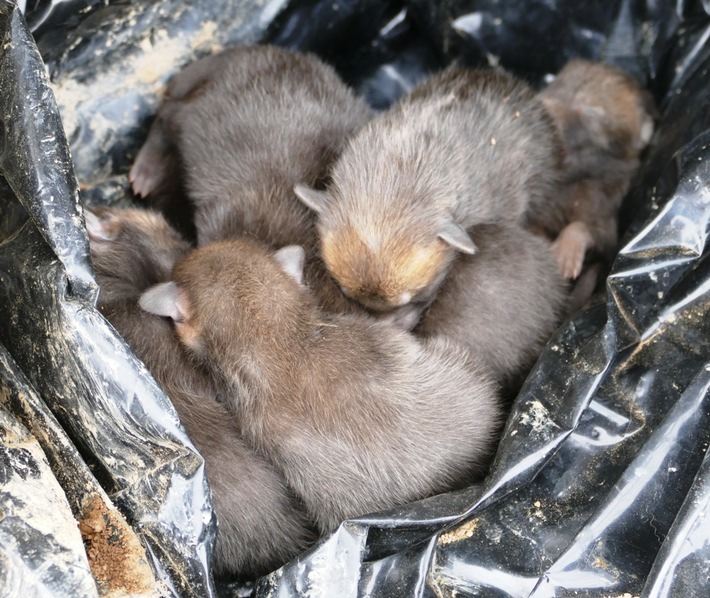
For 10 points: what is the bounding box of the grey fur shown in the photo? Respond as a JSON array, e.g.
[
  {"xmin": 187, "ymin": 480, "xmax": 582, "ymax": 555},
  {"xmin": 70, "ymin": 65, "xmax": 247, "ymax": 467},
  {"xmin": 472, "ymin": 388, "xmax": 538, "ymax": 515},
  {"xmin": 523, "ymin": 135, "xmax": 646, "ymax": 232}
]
[
  {"xmin": 87, "ymin": 207, "xmax": 315, "ymax": 577},
  {"xmin": 296, "ymin": 66, "xmax": 563, "ymax": 312},
  {"xmin": 416, "ymin": 223, "xmax": 567, "ymax": 393},
  {"xmin": 131, "ymin": 44, "xmax": 373, "ymax": 314},
  {"xmin": 143, "ymin": 237, "xmax": 504, "ymax": 533}
]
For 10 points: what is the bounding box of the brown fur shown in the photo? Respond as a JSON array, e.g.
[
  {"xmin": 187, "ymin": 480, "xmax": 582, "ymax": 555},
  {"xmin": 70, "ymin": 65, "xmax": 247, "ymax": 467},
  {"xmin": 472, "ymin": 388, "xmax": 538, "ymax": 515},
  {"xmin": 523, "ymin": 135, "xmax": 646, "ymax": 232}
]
[
  {"xmin": 130, "ymin": 44, "xmax": 373, "ymax": 314},
  {"xmin": 143, "ymin": 238, "xmax": 503, "ymax": 533},
  {"xmin": 416, "ymin": 223, "xmax": 568, "ymax": 395},
  {"xmin": 298, "ymin": 66, "xmax": 564, "ymax": 314},
  {"xmin": 533, "ymin": 59, "xmax": 657, "ymax": 278},
  {"xmin": 86, "ymin": 207, "xmax": 315, "ymax": 578},
  {"xmin": 321, "ymin": 228, "xmax": 451, "ymax": 310}
]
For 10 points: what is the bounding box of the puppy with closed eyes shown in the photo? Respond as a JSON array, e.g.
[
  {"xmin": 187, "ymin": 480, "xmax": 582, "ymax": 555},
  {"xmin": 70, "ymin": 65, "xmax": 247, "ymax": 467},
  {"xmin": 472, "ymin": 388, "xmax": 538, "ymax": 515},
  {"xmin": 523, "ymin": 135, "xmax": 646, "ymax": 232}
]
[
  {"xmin": 533, "ymin": 59, "xmax": 657, "ymax": 279},
  {"xmin": 294, "ymin": 66, "xmax": 563, "ymax": 317},
  {"xmin": 86, "ymin": 206, "xmax": 315, "ymax": 578},
  {"xmin": 140, "ymin": 236, "xmax": 504, "ymax": 533}
]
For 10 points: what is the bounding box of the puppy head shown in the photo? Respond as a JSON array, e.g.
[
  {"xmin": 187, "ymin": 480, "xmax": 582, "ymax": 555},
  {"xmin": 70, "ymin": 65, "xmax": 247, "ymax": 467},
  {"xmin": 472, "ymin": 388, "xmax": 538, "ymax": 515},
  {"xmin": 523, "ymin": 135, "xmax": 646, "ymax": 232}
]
[
  {"xmin": 295, "ymin": 184, "xmax": 475, "ymax": 311},
  {"xmin": 139, "ymin": 239, "xmax": 307, "ymax": 354},
  {"xmin": 541, "ymin": 60, "xmax": 656, "ymax": 162},
  {"xmin": 85, "ymin": 206, "xmax": 189, "ymax": 288}
]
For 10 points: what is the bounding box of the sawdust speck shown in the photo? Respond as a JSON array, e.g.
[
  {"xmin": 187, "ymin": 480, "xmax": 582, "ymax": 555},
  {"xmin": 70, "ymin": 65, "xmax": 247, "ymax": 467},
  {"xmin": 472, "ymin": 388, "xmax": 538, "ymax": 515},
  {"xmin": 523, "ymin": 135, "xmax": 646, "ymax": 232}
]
[{"xmin": 439, "ymin": 519, "xmax": 478, "ymax": 545}]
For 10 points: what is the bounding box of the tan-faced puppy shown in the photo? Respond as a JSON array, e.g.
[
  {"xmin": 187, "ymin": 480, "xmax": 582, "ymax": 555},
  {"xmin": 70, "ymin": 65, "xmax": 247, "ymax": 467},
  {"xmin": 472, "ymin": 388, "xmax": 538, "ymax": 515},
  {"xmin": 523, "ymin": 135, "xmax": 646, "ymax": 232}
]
[
  {"xmin": 534, "ymin": 59, "xmax": 657, "ymax": 279},
  {"xmin": 139, "ymin": 238, "xmax": 503, "ymax": 533},
  {"xmin": 415, "ymin": 223, "xmax": 567, "ymax": 395},
  {"xmin": 295, "ymin": 66, "xmax": 563, "ymax": 315},
  {"xmin": 86, "ymin": 207, "xmax": 315, "ymax": 578},
  {"xmin": 130, "ymin": 44, "xmax": 373, "ymax": 314}
]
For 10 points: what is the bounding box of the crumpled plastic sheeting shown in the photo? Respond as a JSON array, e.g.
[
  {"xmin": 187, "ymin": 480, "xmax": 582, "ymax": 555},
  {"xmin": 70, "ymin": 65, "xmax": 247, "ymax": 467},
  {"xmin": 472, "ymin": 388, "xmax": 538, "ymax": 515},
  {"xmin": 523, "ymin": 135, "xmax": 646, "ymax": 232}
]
[
  {"xmin": 643, "ymin": 436, "xmax": 710, "ymax": 597},
  {"xmin": 0, "ymin": 2, "xmax": 217, "ymax": 596},
  {"xmin": 1, "ymin": 0, "xmax": 709, "ymax": 597},
  {"xmin": 0, "ymin": 340, "xmax": 158, "ymax": 597},
  {"xmin": 0, "ymin": 394, "xmax": 98, "ymax": 597}
]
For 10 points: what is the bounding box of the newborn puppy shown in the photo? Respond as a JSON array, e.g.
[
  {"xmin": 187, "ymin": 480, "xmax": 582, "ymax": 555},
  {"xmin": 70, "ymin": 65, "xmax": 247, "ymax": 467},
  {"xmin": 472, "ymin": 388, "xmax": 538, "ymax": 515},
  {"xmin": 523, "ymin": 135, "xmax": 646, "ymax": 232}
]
[
  {"xmin": 130, "ymin": 44, "xmax": 373, "ymax": 314},
  {"xmin": 294, "ymin": 66, "xmax": 563, "ymax": 314},
  {"xmin": 415, "ymin": 223, "xmax": 567, "ymax": 395},
  {"xmin": 534, "ymin": 59, "xmax": 657, "ymax": 279},
  {"xmin": 86, "ymin": 207, "xmax": 314, "ymax": 578},
  {"xmin": 139, "ymin": 238, "xmax": 503, "ymax": 533}
]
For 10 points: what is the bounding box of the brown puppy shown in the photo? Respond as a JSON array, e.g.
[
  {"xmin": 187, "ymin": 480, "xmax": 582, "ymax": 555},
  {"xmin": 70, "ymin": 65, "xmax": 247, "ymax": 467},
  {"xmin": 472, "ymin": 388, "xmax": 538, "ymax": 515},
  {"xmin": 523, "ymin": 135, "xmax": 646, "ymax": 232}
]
[
  {"xmin": 130, "ymin": 44, "xmax": 373, "ymax": 314},
  {"xmin": 86, "ymin": 207, "xmax": 315, "ymax": 578},
  {"xmin": 139, "ymin": 238, "xmax": 503, "ymax": 533},
  {"xmin": 295, "ymin": 66, "xmax": 563, "ymax": 314},
  {"xmin": 415, "ymin": 222, "xmax": 567, "ymax": 395},
  {"xmin": 534, "ymin": 59, "xmax": 656, "ymax": 279}
]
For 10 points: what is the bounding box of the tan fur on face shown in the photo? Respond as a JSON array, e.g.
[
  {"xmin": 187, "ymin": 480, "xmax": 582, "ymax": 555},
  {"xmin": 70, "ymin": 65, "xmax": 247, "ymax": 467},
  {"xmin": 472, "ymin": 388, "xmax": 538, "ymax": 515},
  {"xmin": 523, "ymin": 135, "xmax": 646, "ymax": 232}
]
[{"xmin": 322, "ymin": 226, "xmax": 450, "ymax": 308}]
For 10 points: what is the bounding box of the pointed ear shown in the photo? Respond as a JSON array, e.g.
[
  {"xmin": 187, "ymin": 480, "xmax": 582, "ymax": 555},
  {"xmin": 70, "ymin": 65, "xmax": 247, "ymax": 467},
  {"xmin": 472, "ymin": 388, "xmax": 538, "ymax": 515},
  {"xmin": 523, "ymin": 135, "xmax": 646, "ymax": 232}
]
[
  {"xmin": 84, "ymin": 209, "xmax": 118, "ymax": 242},
  {"xmin": 139, "ymin": 282, "xmax": 190, "ymax": 322},
  {"xmin": 273, "ymin": 245, "xmax": 306, "ymax": 286},
  {"xmin": 294, "ymin": 184, "xmax": 330, "ymax": 214},
  {"xmin": 438, "ymin": 222, "xmax": 477, "ymax": 255}
]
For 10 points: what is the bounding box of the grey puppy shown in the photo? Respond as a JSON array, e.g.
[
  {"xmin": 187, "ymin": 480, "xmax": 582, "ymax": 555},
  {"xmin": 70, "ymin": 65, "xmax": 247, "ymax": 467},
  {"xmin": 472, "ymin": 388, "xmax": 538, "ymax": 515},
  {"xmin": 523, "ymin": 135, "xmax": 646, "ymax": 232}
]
[
  {"xmin": 85, "ymin": 207, "xmax": 315, "ymax": 578},
  {"xmin": 415, "ymin": 222, "xmax": 567, "ymax": 394},
  {"xmin": 139, "ymin": 237, "xmax": 503, "ymax": 533},
  {"xmin": 294, "ymin": 66, "xmax": 563, "ymax": 314},
  {"xmin": 130, "ymin": 44, "xmax": 373, "ymax": 313},
  {"xmin": 534, "ymin": 59, "xmax": 656, "ymax": 279}
]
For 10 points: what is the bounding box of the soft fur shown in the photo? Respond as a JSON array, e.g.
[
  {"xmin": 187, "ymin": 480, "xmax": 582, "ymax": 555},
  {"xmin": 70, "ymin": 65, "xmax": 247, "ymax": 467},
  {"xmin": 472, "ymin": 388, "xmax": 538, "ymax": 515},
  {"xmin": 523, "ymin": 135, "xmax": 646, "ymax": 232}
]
[
  {"xmin": 86, "ymin": 207, "xmax": 315, "ymax": 578},
  {"xmin": 130, "ymin": 44, "xmax": 372, "ymax": 314},
  {"xmin": 415, "ymin": 223, "xmax": 567, "ymax": 395},
  {"xmin": 140, "ymin": 237, "xmax": 503, "ymax": 533},
  {"xmin": 295, "ymin": 66, "xmax": 563, "ymax": 313},
  {"xmin": 533, "ymin": 59, "xmax": 657, "ymax": 279}
]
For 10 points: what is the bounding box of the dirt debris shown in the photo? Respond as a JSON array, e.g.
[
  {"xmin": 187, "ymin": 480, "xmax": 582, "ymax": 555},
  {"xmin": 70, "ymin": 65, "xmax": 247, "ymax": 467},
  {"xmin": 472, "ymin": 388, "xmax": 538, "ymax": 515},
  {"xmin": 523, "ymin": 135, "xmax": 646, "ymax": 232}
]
[
  {"xmin": 79, "ymin": 494, "xmax": 157, "ymax": 596},
  {"xmin": 438, "ymin": 519, "xmax": 479, "ymax": 545}
]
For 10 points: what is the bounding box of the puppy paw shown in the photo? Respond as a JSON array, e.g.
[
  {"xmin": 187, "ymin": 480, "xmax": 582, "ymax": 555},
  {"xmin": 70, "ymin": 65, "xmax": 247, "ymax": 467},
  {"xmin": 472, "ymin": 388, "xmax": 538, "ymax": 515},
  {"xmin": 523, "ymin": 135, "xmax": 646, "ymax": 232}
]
[
  {"xmin": 129, "ymin": 125, "xmax": 172, "ymax": 198},
  {"xmin": 552, "ymin": 222, "xmax": 593, "ymax": 280},
  {"xmin": 129, "ymin": 151, "xmax": 165, "ymax": 199}
]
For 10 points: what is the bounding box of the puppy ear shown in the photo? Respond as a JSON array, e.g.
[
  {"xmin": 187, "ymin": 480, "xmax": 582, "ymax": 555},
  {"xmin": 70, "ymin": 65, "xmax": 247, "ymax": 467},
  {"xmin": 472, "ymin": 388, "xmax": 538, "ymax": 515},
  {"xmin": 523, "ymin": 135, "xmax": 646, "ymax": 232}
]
[
  {"xmin": 139, "ymin": 282, "xmax": 190, "ymax": 322},
  {"xmin": 273, "ymin": 245, "xmax": 306, "ymax": 286},
  {"xmin": 294, "ymin": 184, "xmax": 330, "ymax": 214},
  {"xmin": 84, "ymin": 209, "xmax": 119, "ymax": 242},
  {"xmin": 438, "ymin": 222, "xmax": 477, "ymax": 255}
]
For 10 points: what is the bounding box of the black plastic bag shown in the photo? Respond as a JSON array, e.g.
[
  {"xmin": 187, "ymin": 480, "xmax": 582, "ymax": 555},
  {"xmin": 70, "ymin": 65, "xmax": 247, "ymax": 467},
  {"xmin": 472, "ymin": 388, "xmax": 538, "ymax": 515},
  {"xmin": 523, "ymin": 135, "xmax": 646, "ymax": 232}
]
[{"xmin": 1, "ymin": 1, "xmax": 709, "ymax": 596}]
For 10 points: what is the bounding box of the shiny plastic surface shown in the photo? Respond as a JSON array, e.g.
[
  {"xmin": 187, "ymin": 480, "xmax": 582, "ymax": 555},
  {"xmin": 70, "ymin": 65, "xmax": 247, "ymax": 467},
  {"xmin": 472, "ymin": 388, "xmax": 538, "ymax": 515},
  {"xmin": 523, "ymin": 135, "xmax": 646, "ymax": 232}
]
[{"xmin": 1, "ymin": 0, "xmax": 709, "ymax": 596}]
